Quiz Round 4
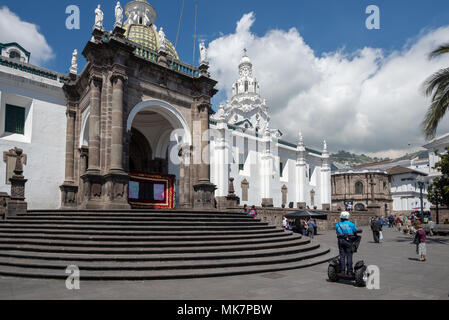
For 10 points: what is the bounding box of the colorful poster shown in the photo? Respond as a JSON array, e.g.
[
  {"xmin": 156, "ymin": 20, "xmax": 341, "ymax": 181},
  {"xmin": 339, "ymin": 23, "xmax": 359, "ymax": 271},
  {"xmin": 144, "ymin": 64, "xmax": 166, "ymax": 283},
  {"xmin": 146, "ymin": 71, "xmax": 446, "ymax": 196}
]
[
  {"xmin": 129, "ymin": 181, "xmax": 140, "ymax": 200},
  {"xmin": 154, "ymin": 183, "xmax": 165, "ymax": 201}
]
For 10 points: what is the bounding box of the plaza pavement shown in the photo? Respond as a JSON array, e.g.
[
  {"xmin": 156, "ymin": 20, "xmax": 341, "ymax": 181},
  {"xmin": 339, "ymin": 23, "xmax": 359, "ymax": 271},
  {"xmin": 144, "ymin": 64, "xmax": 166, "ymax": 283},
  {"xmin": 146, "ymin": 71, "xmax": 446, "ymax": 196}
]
[{"xmin": 0, "ymin": 227, "xmax": 448, "ymax": 300}]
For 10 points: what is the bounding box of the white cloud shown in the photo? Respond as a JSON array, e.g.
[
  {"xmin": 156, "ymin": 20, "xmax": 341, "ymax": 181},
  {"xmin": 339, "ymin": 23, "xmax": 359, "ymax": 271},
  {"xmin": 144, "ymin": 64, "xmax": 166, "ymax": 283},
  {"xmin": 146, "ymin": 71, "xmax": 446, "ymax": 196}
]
[
  {"xmin": 207, "ymin": 12, "xmax": 449, "ymax": 156},
  {"xmin": 0, "ymin": 6, "xmax": 54, "ymax": 65}
]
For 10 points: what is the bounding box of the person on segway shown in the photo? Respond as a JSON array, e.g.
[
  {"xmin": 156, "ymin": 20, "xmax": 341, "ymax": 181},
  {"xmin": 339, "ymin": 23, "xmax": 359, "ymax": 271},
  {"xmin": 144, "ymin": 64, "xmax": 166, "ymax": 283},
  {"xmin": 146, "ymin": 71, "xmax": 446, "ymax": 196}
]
[{"xmin": 336, "ymin": 211, "xmax": 359, "ymax": 277}]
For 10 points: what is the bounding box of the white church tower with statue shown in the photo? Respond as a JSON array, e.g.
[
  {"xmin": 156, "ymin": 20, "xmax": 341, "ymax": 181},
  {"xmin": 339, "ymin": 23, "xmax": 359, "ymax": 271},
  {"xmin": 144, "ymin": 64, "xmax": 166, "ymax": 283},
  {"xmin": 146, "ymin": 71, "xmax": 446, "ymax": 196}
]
[{"xmin": 210, "ymin": 50, "xmax": 332, "ymax": 209}]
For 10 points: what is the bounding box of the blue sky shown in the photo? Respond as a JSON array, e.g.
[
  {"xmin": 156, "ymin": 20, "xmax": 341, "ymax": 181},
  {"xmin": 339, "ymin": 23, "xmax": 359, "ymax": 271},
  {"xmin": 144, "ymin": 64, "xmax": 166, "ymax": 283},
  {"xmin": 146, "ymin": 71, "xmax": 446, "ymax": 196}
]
[
  {"xmin": 2, "ymin": 0, "xmax": 449, "ymax": 156},
  {"xmin": 2, "ymin": 0, "xmax": 449, "ymax": 73}
]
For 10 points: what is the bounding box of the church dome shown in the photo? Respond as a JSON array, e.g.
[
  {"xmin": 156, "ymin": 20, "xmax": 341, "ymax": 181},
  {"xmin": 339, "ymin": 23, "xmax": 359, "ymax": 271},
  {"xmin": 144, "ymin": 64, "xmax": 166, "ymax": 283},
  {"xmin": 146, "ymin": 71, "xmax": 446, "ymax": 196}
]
[{"xmin": 124, "ymin": 0, "xmax": 179, "ymax": 60}]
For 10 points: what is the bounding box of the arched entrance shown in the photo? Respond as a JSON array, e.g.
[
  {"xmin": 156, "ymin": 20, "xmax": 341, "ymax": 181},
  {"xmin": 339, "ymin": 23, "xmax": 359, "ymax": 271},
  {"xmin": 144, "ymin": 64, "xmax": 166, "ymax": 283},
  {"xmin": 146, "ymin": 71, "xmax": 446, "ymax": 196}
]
[{"xmin": 126, "ymin": 100, "xmax": 191, "ymax": 209}]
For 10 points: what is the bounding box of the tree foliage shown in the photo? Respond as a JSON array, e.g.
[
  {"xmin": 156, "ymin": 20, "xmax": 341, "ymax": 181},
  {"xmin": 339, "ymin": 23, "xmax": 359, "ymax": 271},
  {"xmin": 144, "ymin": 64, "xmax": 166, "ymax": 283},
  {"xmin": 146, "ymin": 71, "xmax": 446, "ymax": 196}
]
[
  {"xmin": 422, "ymin": 44, "xmax": 449, "ymax": 140},
  {"xmin": 427, "ymin": 147, "xmax": 449, "ymax": 207}
]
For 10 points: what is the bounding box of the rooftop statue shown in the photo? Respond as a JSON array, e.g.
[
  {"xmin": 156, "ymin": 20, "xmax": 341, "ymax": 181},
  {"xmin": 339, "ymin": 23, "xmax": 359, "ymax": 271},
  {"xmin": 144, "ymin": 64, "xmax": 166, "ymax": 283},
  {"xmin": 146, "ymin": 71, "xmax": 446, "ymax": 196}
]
[
  {"xmin": 70, "ymin": 49, "xmax": 78, "ymax": 74},
  {"xmin": 115, "ymin": 2, "xmax": 123, "ymax": 26},
  {"xmin": 94, "ymin": 4, "xmax": 104, "ymax": 30},
  {"xmin": 144, "ymin": 9, "xmax": 151, "ymax": 25},
  {"xmin": 199, "ymin": 42, "xmax": 208, "ymax": 65},
  {"xmin": 158, "ymin": 27, "xmax": 166, "ymax": 51}
]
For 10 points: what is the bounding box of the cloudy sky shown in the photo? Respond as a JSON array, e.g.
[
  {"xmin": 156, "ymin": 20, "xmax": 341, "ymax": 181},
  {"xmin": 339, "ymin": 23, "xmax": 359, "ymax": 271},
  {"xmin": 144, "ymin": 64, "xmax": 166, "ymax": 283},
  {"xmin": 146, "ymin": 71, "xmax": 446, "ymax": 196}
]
[{"xmin": 1, "ymin": 0, "xmax": 449, "ymax": 158}]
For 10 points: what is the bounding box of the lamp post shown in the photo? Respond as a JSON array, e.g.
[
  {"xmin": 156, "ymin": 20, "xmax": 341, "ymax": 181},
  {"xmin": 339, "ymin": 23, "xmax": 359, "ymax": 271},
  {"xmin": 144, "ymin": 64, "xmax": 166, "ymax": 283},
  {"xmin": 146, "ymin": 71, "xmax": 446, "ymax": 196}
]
[{"xmin": 416, "ymin": 175, "xmax": 425, "ymax": 222}]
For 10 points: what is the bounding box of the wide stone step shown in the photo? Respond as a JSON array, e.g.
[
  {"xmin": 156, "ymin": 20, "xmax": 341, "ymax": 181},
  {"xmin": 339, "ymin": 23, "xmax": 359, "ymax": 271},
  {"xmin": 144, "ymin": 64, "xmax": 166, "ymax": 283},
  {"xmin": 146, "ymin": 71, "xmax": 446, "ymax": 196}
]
[
  {"xmin": 0, "ymin": 234, "xmax": 302, "ymax": 248},
  {"xmin": 8, "ymin": 215, "xmax": 260, "ymax": 223},
  {"xmin": 0, "ymin": 237, "xmax": 307, "ymax": 255},
  {"xmin": 0, "ymin": 245, "xmax": 327, "ymax": 271},
  {"xmin": 0, "ymin": 227, "xmax": 284, "ymax": 237},
  {"xmin": 17, "ymin": 213, "xmax": 254, "ymax": 220},
  {"xmin": 0, "ymin": 248, "xmax": 338, "ymax": 281},
  {"xmin": 0, "ymin": 231, "xmax": 293, "ymax": 242},
  {"xmin": 1, "ymin": 219, "xmax": 264, "ymax": 227},
  {"xmin": 0, "ymin": 242, "xmax": 315, "ymax": 262},
  {"xmin": 26, "ymin": 210, "xmax": 248, "ymax": 217},
  {"xmin": 0, "ymin": 223, "xmax": 275, "ymax": 232}
]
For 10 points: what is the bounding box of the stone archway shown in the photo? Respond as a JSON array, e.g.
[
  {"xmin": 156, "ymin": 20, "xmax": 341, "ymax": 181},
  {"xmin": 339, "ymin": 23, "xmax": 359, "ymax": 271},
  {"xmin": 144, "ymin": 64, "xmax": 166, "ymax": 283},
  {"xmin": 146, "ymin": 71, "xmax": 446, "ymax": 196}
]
[
  {"xmin": 126, "ymin": 100, "xmax": 192, "ymax": 209},
  {"xmin": 127, "ymin": 99, "xmax": 191, "ymax": 145}
]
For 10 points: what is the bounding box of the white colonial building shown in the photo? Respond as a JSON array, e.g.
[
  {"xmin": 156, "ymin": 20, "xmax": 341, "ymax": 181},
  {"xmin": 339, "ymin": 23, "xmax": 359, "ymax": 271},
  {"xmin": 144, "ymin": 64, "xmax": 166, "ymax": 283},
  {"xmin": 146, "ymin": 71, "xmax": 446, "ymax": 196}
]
[
  {"xmin": 386, "ymin": 166, "xmax": 430, "ymax": 213},
  {"xmin": 0, "ymin": 42, "xmax": 69, "ymax": 209},
  {"xmin": 423, "ymin": 132, "xmax": 449, "ymax": 180},
  {"xmin": 209, "ymin": 52, "xmax": 332, "ymax": 209}
]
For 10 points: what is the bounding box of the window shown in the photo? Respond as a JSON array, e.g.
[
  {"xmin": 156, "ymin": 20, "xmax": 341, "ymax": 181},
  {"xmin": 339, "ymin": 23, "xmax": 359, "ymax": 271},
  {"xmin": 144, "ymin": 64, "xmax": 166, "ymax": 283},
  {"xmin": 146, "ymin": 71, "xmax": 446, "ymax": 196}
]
[
  {"xmin": 9, "ymin": 50, "xmax": 21, "ymax": 60},
  {"xmin": 244, "ymin": 81, "xmax": 248, "ymax": 92},
  {"xmin": 5, "ymin": 104, "xmax": 25, "ymax": 135},
  {"xmin": 280, "ymin": 162, "xmax": 284, "ymax": 177},
  {"xmin": 355, "ymin": 181, "xmax": 364, "ymax": 195}
]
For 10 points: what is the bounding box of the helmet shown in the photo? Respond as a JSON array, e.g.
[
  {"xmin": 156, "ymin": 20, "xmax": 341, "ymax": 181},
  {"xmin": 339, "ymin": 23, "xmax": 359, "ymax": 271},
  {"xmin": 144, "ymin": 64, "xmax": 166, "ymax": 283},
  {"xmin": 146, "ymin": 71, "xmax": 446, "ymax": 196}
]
[{"xmin": 340, "ymin": 211, "xmax": 350, "ymax": 220}]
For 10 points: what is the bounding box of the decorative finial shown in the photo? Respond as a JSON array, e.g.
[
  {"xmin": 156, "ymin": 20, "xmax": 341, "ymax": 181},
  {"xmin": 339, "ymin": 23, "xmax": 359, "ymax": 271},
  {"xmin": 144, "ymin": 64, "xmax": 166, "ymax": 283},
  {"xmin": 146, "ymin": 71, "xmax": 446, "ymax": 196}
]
[
  {"xmin": 70, "ymin": 49, "xmax": 78, "ymax": 75},
  {"xmin": 94, "ymin": 4, "xmax": 104, "ymax": 30},
  {"xmin": 243, "ymin": 48, "xmax": 248, "ymax": 57},
  {"xmin": 323, "ymin": 140, "xmax": 328, "ymax": 151},
  {"xmin": 299, "ymin": 132, "xmax": 304, "ymax": 146}
]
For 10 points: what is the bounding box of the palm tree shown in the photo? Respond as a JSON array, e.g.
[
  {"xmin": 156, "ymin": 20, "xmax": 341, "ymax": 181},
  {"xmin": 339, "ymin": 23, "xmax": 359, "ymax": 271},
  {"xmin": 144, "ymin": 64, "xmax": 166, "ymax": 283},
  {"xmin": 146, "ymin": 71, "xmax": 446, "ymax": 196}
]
[{"xmin": 422, "ymin": 44, "xmax": 449, "ymax": 140}]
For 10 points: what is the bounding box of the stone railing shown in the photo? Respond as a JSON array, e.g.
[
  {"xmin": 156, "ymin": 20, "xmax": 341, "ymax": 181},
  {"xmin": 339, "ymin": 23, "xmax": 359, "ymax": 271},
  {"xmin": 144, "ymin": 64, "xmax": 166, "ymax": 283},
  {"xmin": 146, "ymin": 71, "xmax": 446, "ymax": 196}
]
[{"xmin": 225, "ymin": 206, "xmax": 375, "ymax": 231}]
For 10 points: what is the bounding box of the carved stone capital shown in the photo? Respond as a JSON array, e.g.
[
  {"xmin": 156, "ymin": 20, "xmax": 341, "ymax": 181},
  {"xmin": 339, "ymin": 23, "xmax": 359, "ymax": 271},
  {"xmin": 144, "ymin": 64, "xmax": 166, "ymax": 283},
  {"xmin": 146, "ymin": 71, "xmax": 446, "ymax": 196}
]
[{"xmin": 89, "ymin": 73, "xmax": 103, "ymax": 88}]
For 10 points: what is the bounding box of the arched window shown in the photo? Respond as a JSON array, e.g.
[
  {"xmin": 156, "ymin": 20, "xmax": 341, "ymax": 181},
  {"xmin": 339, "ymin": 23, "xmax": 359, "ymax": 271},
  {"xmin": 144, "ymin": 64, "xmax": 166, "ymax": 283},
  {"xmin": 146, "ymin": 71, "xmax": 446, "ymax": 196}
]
[
  {"xmin": 355, "ymin": 181, "xmax": 364, "ymax": 195},
  {"xmin": 244, "ymin": 81, "xmax": 248, "ymax": 92}
]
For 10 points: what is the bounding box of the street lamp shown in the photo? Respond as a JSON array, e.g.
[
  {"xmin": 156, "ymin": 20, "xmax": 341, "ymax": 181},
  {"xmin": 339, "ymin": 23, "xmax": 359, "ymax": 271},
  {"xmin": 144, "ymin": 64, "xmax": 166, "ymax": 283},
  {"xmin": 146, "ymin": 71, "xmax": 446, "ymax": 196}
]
[{"xmin": 416, "ymin": 175, "xmax": 425, "ymax": 222}]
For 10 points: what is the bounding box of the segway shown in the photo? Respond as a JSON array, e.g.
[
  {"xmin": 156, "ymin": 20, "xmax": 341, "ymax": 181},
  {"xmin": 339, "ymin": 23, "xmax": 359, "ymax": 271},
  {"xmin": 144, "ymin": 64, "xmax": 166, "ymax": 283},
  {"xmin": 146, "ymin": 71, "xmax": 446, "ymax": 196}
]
[
  {"xmin": 328, "ymin": 257, "xmax": 368, "ymax": 287},
  {"xmin": 328, "ymin": 230, "xmax": 368, "ymax": 287}
]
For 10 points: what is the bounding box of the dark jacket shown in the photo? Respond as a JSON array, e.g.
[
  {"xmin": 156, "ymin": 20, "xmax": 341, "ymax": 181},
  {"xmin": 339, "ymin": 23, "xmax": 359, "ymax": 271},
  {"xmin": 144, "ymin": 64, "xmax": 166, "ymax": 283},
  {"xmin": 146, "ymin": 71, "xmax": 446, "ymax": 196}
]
[{"xmin": 371, "ymin": 220, "xmax": 382, "ymax": 232}]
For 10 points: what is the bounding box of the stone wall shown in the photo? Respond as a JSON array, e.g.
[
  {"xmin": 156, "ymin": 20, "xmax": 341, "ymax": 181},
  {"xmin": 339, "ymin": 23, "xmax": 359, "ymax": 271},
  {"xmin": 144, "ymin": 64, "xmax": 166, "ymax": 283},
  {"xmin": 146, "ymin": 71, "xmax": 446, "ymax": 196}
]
[
  {"xmin": 226, "ymin": 207, "xmax": 375, "ymax": 231},
  {"xmin": 430, "ymin": 206, "xmax": 449, "ymax": 224}
]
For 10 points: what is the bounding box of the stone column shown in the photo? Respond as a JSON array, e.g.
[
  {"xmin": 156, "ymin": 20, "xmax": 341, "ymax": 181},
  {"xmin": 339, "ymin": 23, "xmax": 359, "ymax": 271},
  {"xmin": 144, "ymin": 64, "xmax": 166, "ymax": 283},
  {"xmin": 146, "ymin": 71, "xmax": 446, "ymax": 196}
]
[
  {"xmin": 214, "ymin": 120, "xmax": 228, "ymax": 200},
  {"xmin": 261, "ymin": 126, "xmax": 273, "ymax": 207},
  {"xmin": 110, "ymin": 74, "xmax": 125, "ymax": 172},
  {"xmin": 296, "ymin": 133, "xmax": 306, "ymax": 209},
  {"xmin": 60, "ymin": 106, "xmax": 79, "ymax": 208},
  {"xmin": 104, "ymin": 72, "xmax": 130, "ymax": 209},
  {"xmin": 193, "ymin": 102, "xmax": 216, "ymax": 209},
  {"xmin": 88, "ymin": 75, "xmax": 102, "ymax": 173},
  {"xmin": 198, "ymin": 104, "xmax": 210, "ymax": 183},
  {"xmin": 320, "ymin": 141, "xmax": 331, "ymax": 209},
  {"xmin": 80, "ymin": 74, "xmax": 105, "ymax": 209},
  {"xmin": 180, "ymin": 145, "xmax": 192, "ymax": 208},
  {"xmin": 65, "ymin": 109, "xmax": 76, "ymax": 181}
]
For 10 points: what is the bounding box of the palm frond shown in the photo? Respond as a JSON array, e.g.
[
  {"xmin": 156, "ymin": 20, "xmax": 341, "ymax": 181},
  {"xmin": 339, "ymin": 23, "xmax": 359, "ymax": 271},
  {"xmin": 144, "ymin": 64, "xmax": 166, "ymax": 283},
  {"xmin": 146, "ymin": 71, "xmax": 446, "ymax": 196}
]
[
  {"xmin": 423, "ymin": 68, "xmax": 449, "ymax": 97},
  {"xmin": 422, "ymin": 84, "xmax": 449, "ymax": 140},
  {"xmin": 429, "ymin": 44, "xmax": 449, "ymax": 60}
]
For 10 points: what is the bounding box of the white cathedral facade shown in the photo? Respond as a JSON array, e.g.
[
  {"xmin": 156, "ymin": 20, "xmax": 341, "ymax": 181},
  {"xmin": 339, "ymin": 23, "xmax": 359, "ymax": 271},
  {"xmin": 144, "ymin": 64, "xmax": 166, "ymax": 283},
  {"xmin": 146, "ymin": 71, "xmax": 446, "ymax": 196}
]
[
  {"xmin": 209, "ymin": 52, "xmax": 331, "ymax": 209},
  {"xmin": 0, "ymin": 2, "xmax": 331, "ymax": 210}
]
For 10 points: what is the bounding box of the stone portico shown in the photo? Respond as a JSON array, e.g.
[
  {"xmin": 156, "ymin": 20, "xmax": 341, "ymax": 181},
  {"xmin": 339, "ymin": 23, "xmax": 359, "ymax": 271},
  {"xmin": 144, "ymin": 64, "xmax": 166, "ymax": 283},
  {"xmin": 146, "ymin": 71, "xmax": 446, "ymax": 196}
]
[{"xmin": 60, "ymin": 0, "xmax": 217, "ymax": 210}]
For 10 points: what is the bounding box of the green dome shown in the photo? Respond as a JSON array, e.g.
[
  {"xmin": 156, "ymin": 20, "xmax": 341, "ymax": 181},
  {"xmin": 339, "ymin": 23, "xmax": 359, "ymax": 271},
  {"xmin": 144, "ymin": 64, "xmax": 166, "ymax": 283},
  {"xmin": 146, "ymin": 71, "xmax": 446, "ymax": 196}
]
[
  {"xmin": 125, "ymin": 24, "xmax": 179, "ymax": 60},
  {"xmin": 123, "ymin": 0, "xmax": 179, "ymax": 61}
]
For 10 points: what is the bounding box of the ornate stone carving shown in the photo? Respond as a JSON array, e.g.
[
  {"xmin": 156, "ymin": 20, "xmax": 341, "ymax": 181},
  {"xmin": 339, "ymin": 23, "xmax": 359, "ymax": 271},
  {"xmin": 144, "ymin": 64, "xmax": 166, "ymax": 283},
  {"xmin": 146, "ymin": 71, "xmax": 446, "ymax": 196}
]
[{"xmin": 8, "ymin": 148, "xmax": 28, "ymax": 216}]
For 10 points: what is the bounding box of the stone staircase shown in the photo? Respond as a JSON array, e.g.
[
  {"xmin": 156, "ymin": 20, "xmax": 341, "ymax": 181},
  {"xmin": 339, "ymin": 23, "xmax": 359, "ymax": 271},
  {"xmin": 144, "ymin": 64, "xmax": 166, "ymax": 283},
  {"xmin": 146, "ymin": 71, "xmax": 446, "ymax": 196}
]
[{"xmin": 0, "ymin": 210, "xmax": 337, "ymax": 280}]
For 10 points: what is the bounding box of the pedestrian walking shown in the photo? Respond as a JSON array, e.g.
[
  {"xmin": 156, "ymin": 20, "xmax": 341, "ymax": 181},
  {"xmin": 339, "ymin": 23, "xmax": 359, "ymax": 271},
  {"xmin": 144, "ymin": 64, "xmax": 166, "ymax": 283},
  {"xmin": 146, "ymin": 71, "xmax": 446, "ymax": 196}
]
[
  {"xmin": 307, "ymin": 219, "xmax": 315, "ymax": 238},
  {"xmin": 428, "ymin": 219, "xmax": 435, "ymax": 236},
  {"xmin": 413, "ymin": 224, "xmax": 427, "ymax": 262},
  {"xmin": 370, "ymin": 217, "xmax": 383, "ymax": 243},
  {"xmin": 388, "ymin": 214, "xmax": 394, "ymax": 228}
]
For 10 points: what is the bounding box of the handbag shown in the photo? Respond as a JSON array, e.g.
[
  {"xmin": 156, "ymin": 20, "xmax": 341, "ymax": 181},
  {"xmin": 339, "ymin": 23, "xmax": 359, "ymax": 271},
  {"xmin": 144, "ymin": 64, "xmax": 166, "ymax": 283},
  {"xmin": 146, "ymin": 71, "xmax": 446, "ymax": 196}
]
[{"xmin": 379, "ymin": 231, "xmax": 383, "ymax": 240}]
